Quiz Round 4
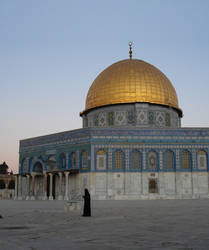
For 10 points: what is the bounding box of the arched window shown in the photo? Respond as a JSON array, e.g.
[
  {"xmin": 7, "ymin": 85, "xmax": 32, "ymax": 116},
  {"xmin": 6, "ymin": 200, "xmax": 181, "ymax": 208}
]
[
  {"xmin": 197, "ymin": 150, "xmax": 207, "ymax": 170},
  {"xmin": 8, "ymin": 180, "xmax": 15, "ymax": 189},
  {"xmin": 114, "ymin": 150, "xmax": 124, "ymax": 170},
  {"xmin": 59, "ymin": 153, "xmax": 66, "ymax": 169},
  {"xmin": 182, "ymin": 151, "xmax": 191, "ymax": 169},
  {"xmin": 70, "ymin": 152, "xmax": 76, "ymax": 168},
  {"xmin": 81, "ymin": 151, "xmax": 87, "ymax": 169},
  {"xmin": 131, "ymin": 150, "xmax": 141, "ymax": 170},
  {"xmin": 148, "ymin": 151, "xmax": 158, "ymax": 170},
  {"xmin": 96, "ymin": 150, "xmax": 107, "ymax": 170},
  {"xmin": 165, "ymin": 150, "xmax": 175, "ymax": 170},
  {"xmin": 0, "ymin": 180, "xmax": 5, "ymax": 189}
]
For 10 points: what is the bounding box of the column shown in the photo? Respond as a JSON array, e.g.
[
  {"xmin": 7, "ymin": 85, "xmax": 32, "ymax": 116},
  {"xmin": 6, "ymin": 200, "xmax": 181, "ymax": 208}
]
[
  {"xmin": 14, "ymin": 175, "xmax": 18, "ymax": 200},
  {"xmin": 64, "ymin": 172, "xmax": 70, "ymax": 200},
  {"xmin": 31, "ymin": 174, "xmax": 35, "ymax": 200},
  {"xmin": 26, "ymin": 175, "xmax": 30, "ymax": 200},
  {"xmin": 43, "ymin": 173, "xmax": 48, "ymax": 200},
  {"xmin": 18, "ymin": 175, "xmax": 22, "ymax": 200},
  {"xmin": 49, "ymin": 173, "xmax": 53, "ymax": 200},
  {"xmin": 58, "ymin": 172, "xmax": 63, "ymax": 200}
]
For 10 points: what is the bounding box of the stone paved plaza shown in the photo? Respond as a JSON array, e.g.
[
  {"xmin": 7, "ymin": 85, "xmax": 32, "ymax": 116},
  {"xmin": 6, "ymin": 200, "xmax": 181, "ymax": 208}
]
[{"xmin": 0, "ymin": 199, "xmax": 209, "ymax": 249}]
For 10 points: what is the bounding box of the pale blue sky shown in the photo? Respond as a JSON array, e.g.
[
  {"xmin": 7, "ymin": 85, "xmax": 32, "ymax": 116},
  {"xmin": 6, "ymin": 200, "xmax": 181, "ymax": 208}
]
[{"xmin": 1, "ymin": 0, "xmax": 209, "ymax": 172}]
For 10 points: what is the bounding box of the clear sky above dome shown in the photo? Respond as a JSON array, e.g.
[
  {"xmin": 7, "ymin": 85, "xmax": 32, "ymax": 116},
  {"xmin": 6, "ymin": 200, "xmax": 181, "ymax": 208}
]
[{"xmin": 1, "ymin": 0, "xmax": 209, "ymax": 173}]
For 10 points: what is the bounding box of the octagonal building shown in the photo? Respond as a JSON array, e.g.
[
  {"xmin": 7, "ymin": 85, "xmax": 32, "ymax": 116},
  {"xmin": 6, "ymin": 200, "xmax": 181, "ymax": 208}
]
[{"xmin": 17, "ymin": 48, "xmax": 209, "ymax": 200}]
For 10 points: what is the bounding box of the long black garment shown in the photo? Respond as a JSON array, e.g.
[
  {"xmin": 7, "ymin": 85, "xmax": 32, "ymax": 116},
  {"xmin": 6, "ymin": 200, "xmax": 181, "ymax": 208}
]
[{"xmin": 82, "ymin": 189, "xmax": 91, "ymax": 216}]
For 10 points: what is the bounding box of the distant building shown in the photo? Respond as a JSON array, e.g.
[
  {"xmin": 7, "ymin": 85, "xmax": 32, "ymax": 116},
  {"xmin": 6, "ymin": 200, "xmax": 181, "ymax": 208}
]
[
  {"xmin": 0, "ymin": 162, "xmax": 15, "ymax": 199},
  {"xmin": 17, "ymin": 45, "xmax": 209, "ymax": 200}
]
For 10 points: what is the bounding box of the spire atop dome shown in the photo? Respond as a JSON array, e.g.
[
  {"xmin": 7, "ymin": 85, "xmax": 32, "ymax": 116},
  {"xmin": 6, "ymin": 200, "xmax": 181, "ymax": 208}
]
[{"xmin": 129, "ymin": 41, "xmax": 133, "ymax": 59}]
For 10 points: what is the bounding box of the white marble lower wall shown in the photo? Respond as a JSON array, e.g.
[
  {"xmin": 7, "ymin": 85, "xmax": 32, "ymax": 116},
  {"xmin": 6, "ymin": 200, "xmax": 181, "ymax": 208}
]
[
  {"xmin": 79, "ymin": 172, "xmax": 209, "ymax": 200},
  {"xmin": 19, "ymin": 172, "xmax": 209, "ymax": 200}
]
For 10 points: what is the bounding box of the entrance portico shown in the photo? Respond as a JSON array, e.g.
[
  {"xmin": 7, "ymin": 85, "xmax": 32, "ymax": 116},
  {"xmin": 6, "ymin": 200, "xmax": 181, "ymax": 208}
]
[{"xmin": 18, "ymin": 169, "xmax": 79, "ymax": 201}]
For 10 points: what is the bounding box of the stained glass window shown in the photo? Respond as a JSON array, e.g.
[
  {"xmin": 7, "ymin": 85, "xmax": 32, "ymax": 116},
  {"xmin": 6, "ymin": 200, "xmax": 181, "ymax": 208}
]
[
  {"xmin": 114, "ymin": 151, "xmax": 124, "ymax": 169},
  {"xmin": 131, "ymin": 150, "xmax": 141, "ymax": 170},
  {"xmin": 197, "ymin": 150, "xmax": 207, "ymax": 170},
  {"xmin": 148, "ymin": 151, "xmax": 158, "ymax": 170},
  {"xmin": 71, "ymin": 152, "xmax": 76, "ymax": 168},
  {"xmin": 96, "ymin": 150, "xmax": 107, "ymax": 170},
  {"xmin": 165, "ymin": 150, "xmax": 174, "ymax": 169},
  {"xmin": 182, "ymin": 151, "xmax": 191, "ymax": 169},
  {"xmin": 82, "ymin": 151, "xmax": 87, "ymax": 169}
]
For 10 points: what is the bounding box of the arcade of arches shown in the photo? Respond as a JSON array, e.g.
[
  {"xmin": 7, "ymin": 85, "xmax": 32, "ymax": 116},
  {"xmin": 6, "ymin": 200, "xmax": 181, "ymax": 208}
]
[{"xmin": 15, "ymin": 161, "xmax": 78, "ymax": 200}]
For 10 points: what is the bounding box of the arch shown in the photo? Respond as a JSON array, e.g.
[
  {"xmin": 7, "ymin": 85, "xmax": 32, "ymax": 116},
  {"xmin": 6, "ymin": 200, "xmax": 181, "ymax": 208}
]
[
  {"xmin": 0, "ymin": 180, "xmax": 5, "ymax": 189},
  {"xmin": 70, "ymin": 152, "xmax": 76, "ymax": 169},
  {"xmin": 8, "ymin": 180, "xmax": 15, "ymax": 189},
  {"xmin": 32, "ymin": 161, "xmax": 43, "ymax": 173},
  {"xmin": 148, "ymin": 150, "xmax": 158, "ymax": 171},
  {"xmin": 59, "ymin": 153, "xmax": 66, "ymax": 169},
  {"xmin": 113, "ymin": 150, "xmax": 125, "ymax": 170},
  {"xmin": 197, "ymin": 150, "xmax": 207, "ymax": 170},
  {"xmin": 31, "ymin": 158, "xmax": 46, "ymax": 172},
  {"xmin": 131, "ymin": 150, "xmax": 142, "ymax": 171},
  {"xmin": 96, "ymin": 149, "xmax": 107, "ymax": 170},
  {"xmin": 164, "ymin": 150, "xmax": 175, "ymax": 170},
  {"xmin": 181, "ymin": 150, "xmax": 192, "ymax": 170}
]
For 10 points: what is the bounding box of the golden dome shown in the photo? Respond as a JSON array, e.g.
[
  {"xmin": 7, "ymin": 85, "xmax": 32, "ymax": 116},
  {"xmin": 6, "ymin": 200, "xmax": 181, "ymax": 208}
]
[{"xmin": 82, "ymin": 59, "xmax": 182, "ymax": 116}]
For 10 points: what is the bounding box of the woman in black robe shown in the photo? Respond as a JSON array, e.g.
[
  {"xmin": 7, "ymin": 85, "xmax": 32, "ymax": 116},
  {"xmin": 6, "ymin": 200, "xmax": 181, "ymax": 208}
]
[{"xmin": 82, "ymin": 188, "xmax": 91, "ymax": 216}]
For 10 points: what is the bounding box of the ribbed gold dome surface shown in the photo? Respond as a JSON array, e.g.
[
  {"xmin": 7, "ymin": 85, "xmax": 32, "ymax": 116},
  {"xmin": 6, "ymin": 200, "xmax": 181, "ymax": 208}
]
[{"xmin": 83, "ymin": 59, "xmax": 181, "ymax": 115}]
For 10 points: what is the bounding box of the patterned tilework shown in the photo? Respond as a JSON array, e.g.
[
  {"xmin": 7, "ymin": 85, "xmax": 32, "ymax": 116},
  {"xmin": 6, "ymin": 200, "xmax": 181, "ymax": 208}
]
[
  {"xmin": 143, "ymin": 150, "xmax": 146, "ymax": 170},
  {"xmin": 98, "ymin": 112, "xmax": 107, "ymax": 127},
  {"xmin": 19, "ymin": 127, "xmax": 209, "ymax": 174},
  {"xmin": 83, "ymin": 103, "xmax": 180, "ymax": 128},
  {"xmin": 159, "ymin": 151, "xmax": 163, "ymax": 170},
  {"xmin": 20, "ymin": 127, "xmax": 209, "ymax": 151},
  {"xmin": 136, "ymin": 110, "xmax": 148, "ymax": 125},
  {"xmin": 125, "ymin": 149, "xmax": 129, "ymax": 170}
]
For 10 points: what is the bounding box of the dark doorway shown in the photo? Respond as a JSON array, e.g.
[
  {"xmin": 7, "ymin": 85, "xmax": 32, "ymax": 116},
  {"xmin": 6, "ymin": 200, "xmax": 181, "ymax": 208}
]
[
  {"xmin": 149, "ymin": 179, "xmax": 158, "ymax": 193},
  {"xmin": 52, "ymin": 175, "xmax": 56, "ymax": 199},
  {"xmin": 0, "ymin": 180, "xmax": 5, "ymax": 189},
  {"xmin": 8, "ymin": 180, "xmax": 15, "ymax": 189},
  {"xmin": 47, "ymin": 175, "xmax": 50, "ymax": 197}
]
